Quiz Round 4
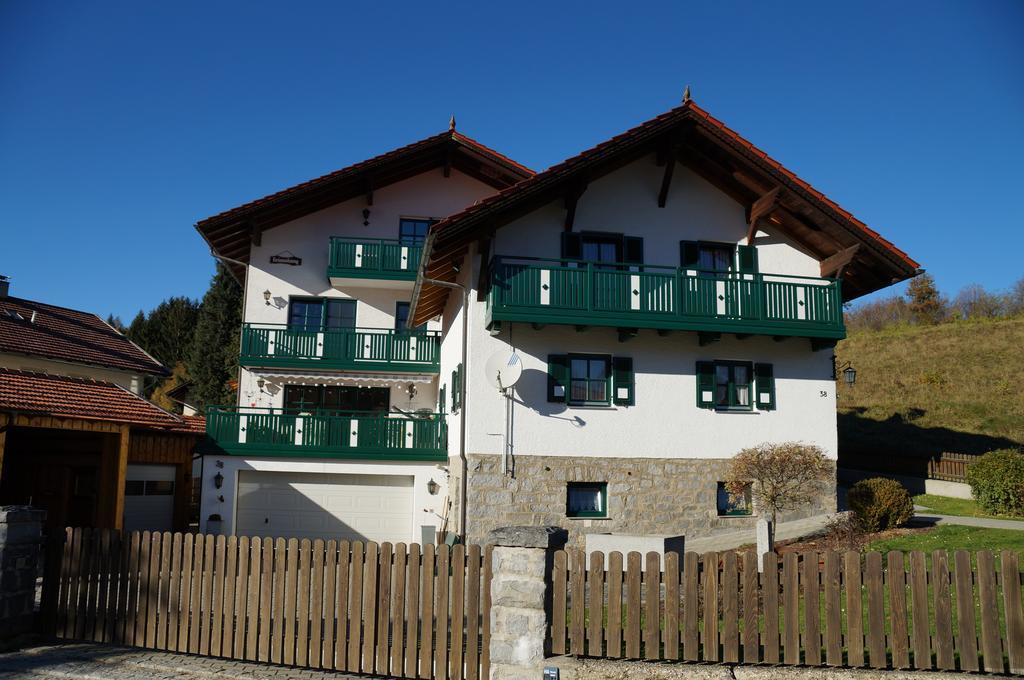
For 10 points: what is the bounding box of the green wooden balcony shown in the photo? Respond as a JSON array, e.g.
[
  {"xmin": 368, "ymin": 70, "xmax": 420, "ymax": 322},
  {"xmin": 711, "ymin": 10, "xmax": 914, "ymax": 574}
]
[
  {"xmin": 206, "ymin": 407, "xmax": 447, "ymax": 461},
  {"xmin": 328, "ymin": 237, "xmax": 423, "ymax": 286},
  {"xmin": 487, "ymin": 256, "xmax": 845, "ymax": 339},
  {"xmin": 239, "ymin": 324, "xmax": 440, "ymax": 373}
]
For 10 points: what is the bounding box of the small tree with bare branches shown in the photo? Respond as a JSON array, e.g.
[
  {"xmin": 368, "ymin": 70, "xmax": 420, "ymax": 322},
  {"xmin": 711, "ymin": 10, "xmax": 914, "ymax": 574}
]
[{"xmin": 726, "ymin": 442, "xmax": 831, "ymax": 550}]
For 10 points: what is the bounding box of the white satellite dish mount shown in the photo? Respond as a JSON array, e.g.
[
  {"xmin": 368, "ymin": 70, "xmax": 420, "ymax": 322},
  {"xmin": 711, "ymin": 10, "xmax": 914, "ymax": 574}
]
[{"xmin": 485, "ymin": 351, "xmax": 523, "ymax": 393}]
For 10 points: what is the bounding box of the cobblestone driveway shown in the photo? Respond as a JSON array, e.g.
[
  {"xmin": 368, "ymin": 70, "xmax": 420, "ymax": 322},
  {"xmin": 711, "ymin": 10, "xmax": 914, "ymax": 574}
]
[{"xmin": 0, "ymin": 644, "xmax": 363, "ymax": 679}]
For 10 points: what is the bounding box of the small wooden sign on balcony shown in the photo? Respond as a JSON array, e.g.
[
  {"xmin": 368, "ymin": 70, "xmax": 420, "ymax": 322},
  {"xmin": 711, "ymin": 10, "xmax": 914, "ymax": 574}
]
[{"xmin": 270, "ymin": 252, "xmax": 302, "ymax": 266}]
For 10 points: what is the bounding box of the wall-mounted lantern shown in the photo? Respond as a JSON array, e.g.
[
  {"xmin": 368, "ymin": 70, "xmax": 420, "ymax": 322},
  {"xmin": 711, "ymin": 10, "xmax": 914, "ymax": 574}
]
[
  {"xmin": 263, "ymin": 289, "xmax": 272, "ymax": 305},
  {"xmin": 833, "ymin": 357, "xmax": 857, "ymax": 387},
  {"xmin": 426, "ymin": 479, "xmax": 439, "ymax": 495},
  {"xmin": 214, "ymin": 471, "xmax": 224, "ymax": 489},
  {"xmin": 362, "ymin": 208, "xmax": 371, "ymax": 226}
]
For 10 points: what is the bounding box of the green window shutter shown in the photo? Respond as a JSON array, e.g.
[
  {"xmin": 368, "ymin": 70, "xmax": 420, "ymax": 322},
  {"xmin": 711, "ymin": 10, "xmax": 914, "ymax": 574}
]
[
  {"xmin": 547, "ymin": 354, "xmax": 569, "ymax": 403},
  {"xmin": 451, "ymin": 364, "xmax": 463, "ymax": 412},
  {"xmin": 612, "ymin": 357, "xmax": 635, "ymax": 406},
  {"xmin": 755, "ymin": 363, "xmax": 775, "ymax": 410},
  {"xmin": 439, "ymin": 385, "xmax": 447, "ymax": 414},
  {"xmin": 680, "ymin": 240, "xmax": 700, "ymax": 269},
  {"xmin": 561, "ymin": 232, "xmax": 583, "ymax": 260},
  {"xmin": 737, "ymin": 244, "xmax": 759, "ymax": 273},
  {"xmin": 696, "ymin": 360, "xmax": 715, "ymax": 409},
  {"xmin": 623, "ymin": 237, "xmax": 644, "ymax": 266}
]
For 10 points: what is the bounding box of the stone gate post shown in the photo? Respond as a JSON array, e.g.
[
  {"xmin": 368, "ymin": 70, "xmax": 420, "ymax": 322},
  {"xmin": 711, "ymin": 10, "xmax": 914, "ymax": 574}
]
[
  {"xmin": 0, "ymin": 506, "xmax": 46, "ymax": 640},
  {"xmin": 487, "ymin": 526, "xmax": 567, "ymax": 680}
]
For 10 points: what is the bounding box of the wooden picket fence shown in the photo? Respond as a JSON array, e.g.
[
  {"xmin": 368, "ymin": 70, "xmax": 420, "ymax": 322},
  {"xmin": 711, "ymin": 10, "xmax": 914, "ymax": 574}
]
[
  {"xmin": 928, "ymin": 452, "xmax": 976, "ymax": 482},
  {"xmin": 44, "ymin": 527, "xmax": 491, "ymax": 680},
  {"xmin": 552, "ymin": 548, "xmax": 1024, "ymax": 675}
]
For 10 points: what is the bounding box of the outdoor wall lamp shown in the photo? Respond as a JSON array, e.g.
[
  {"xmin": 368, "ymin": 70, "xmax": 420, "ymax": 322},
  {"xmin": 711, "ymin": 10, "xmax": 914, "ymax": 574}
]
[
  {"xmin": 256, "ymin": 377, "xmax": 266, "ymax": 392},
  {"xmin": 362, "ymin": 208, "xmax": 371, "ymax": 226},
  {"xmin": 263, "ymin": 289, "xmax": 272, "ymax": 305},
  {"xmin": 426, "ymin": 479, "xmax": 439, "ymax": 495},
  {"xmin": 213, "ymin": 472, "xmax": 224, "ymax": 489},
  {"xmin": 406, "ymin": 383, "xmax": 418, "ymax": 400},
  {"xmin": 833, "ymin": 358, "xmax": 857, "ymax": 387}
]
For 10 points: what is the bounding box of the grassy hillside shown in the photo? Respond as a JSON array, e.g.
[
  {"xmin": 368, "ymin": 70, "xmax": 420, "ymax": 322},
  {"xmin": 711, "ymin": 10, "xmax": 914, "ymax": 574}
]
[{"xmin": 835, "ymin": 317, "xmax": 1024, "ymax": 466}]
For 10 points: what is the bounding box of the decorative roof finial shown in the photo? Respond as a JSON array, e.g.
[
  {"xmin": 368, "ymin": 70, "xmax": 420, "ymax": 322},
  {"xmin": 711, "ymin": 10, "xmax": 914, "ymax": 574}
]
[
  {"xmin": 449, "ymin": 115, "xmax": 456, "ymax": 132},
  {"xmin": 683, "ymin": 85, "xmax": 691, "ymax": 103}
]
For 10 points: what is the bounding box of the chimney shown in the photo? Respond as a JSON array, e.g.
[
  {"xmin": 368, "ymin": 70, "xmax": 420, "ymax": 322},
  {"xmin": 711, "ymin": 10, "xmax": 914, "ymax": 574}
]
[{"xmin": 0, "ymin": 275, "xmax": 8, "ymax": 298}]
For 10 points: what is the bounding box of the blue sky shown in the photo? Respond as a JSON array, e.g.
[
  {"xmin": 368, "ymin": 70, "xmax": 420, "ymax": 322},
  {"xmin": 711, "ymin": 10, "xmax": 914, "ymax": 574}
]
[{"xmin": 2, "ymin": 1, "xmax": 1022, "ymax": 321}]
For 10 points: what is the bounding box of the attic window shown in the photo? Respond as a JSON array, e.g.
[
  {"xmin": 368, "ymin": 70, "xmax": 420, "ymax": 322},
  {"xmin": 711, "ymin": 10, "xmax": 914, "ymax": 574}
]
[{"xmin": 4, "ymin": 310, "xmax": 25, "ymax": 321}]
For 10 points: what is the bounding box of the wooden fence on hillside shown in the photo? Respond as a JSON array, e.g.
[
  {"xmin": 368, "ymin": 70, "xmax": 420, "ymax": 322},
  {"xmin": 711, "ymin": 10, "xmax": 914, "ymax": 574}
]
[
  {"xmin": 928, "ymin": 452, "xmax": 976, "ymax": 482},
  {"xmin": 552, "ymin": 548, "xmax": 1024, "ymax": 675},
  {"xmin": 44, "ymin": 528, "xmax": 491, "ymax": 680}
]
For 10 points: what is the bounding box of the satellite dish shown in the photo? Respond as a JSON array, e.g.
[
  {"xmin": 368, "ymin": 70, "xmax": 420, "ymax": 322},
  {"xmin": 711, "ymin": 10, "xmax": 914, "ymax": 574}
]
[{"xmin": 485, "ymin": 351, "xmax": 523, "ymax": 391}]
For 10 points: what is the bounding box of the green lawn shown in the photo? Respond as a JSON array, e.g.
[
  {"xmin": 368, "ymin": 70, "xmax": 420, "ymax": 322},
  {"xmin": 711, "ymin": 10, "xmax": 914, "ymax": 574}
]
[
  {"xmin": 867, "ymin": 524, "xmax": 1024, "ymax": 554},
  {"xmin": 913, "ymin": 493, "xmax": 1024, "ymax": 520}
]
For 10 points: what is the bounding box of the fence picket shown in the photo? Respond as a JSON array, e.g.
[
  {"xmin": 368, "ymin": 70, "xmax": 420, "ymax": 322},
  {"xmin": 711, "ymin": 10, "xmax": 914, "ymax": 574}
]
[
  {"xmin": 644, "ymin": 552, "xmax": 661, "ymax": 661},
  {"xmin": 376, "ymin": 543, "xmax": 394, "ymax": 675},
  {"xmin": 625, "ymin": 551, "xmax": 642, "ymax": 658},
  {"xmin": 607, "ymin": 551, "xmax": 624, "ymax": 659},
  {"xmin": 93, "ymin": 530, "xmax": 112, "ymax": 643},
  {"xmin": 722, "ymin": 551, "xmax": 738, "ymax": 663},
  {"xmin": 296, "ymin": 539, "xmax": 313, "ymax": 668},
  {"xmin": 803, "ymin": 552, "xmax": 821, "ymax": 666},
  {"xmin": 1000, "ymin": 551, "xmax": 1024, "ymax": 674},
  {"xmin": 664, "ymin": 551, "xmax": 680, "ymax": 661},
  {"xmin": 433, "ymin": 545, "xmax": 450, "ymax": 680},
  {"xmin": 418, "ymin": 543, "xmax": 434, "ymax": 679},
  {"xmin": 222, "ymin": 536, "xmax": 238, "ymax": 658},
  {"xmin": 82, "ymin": 529, "xmax": 99, "ymax": 642},
  {"xmin": 198, "ymin": 534, "xmax": 214, "ymax": 654},
  {"xmin": 908, "ymin": 551, "xmax": 930, "ymax": 670},
  {"xmin": 309, "ymin": 539, "xmax": 325, "ymax": 669},
  {"xmin": 783, "ymin": 552, "xmax": 799, "ymax": 665},
  {"xmin": 571, "ymin": 549, "xmax": 586, "ymax": 656},
  {"xmin": 105, "ymin": 531, "xmax": 124, "ymax": 645},
  {"xmin": 976, "ymin": 550, "xmax": 1003, "ymax": 673},
  {"xmin": 399, "ymin": 544, "xmax": 415, "ymax": 677},
  {"xmin": 551, "ymin": 549, "xmax": 568, "ymax": 655},
  {"xmin": 931, "ymin": 550, "xmax": 955, "ymax": 670},
  {"xmin": 824, "ymin": 551, "xmax": 842, "ymax": 666},
  {"xmin": 271, "ymin": 537, "xmax": 287, "ymax": 665},
  {"xmin": 762, "ymin": 552, "xmax": 779, "ymax": 664},
  {"xmin": 75, "ymin": 528, "xmax": 94, "ymax": 641},
  {"xmin": 703, "ymin": 551, "xmax": 719, "ymax": 663},
  {"xmin": 683, "ymin": 552, "xmax": 699, "ymax": 661},
  {"xmin": 167, "ymin": 532, "xmax": 182, "ymax": 652},
  {"xmin": 741, "ymin": 552, "xmax": 758, "ymax": 664},
  {"xmin": 210, "ymin": 535, "xmax": 227, "ymax": 657},
  {"xmin": 322, "ymin": 540, "xmax": 338, "ymax": 670},
  {"xmin": 464, "ymin": 544, "xmax": 481, "ymax": 680},
  {"xmin": 234, "ymin": 535, "xmax": 250, "ymax": 659},
  {"xmin": 177, "ymin": 532, "xmax": 194, "ymax": 653},
  {"xmin": 56, "ymin": 528, "xmax": 74, "ymax": 639},
  {"xmin": 588, "ymin": 551, "xmax": 605, "ymax": 657},
  {"xmin": 346, "ymin": 540, "xmax": 362, "ymax": 673},
  {"xmin": 449, "ymin": 544, "xmax": 465, "ymax": 680},
  {"xmin": 843, "ymin": 551, "xmax": 864, "ymax": 668},
  {"xmin": 887, "ymin": 551, "xmax": 909, "ymax": 669},
  {"xmin": 360, "ymin": 542, "xmax": 379, "ymax": 673},
  {"xmin": 258, "ymin": 537, "xmax": 274, "ymax": 663},
  {"xmin": 954, "ymin": 549, "xmax": 980, "ymax": 672},
  {"xmin": 864, "ymin": 551, "xmax": 886, "ymax": 668}
]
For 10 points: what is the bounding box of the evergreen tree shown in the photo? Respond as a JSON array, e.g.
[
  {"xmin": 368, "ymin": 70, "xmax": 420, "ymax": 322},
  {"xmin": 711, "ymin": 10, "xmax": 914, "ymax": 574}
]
[
  {"xmin": 905, "ymin": 273, "xmax": 946, "ymax": 325},
  {"xmin": 105, "ymin": 314, "xmax": 126, "ymax": 332},
  {"xmin": 188, "ymin": 264, "xmax": 242, "ymax": 410},
  {"xmin": 141, "ymin": 296, "xmax": 200, "ymax": 366}
]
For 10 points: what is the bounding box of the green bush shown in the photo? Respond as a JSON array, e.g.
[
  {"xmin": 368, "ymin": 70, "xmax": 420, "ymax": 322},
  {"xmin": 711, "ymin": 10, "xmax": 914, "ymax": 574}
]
[
  {"xmin": 847, "ymin": 477, "xmax": 914, "ymax": 532},
  {"xmin": 966, "ymin": 448, "xmax": 1024, "ymax": 516}
]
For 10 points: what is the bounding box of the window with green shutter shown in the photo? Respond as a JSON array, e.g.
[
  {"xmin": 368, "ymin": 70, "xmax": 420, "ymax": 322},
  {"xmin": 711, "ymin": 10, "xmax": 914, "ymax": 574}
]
[
  {"xmin": 737, "ymin": 244, "xmax": 759, "ymax": 273},
  {"xmin": 549, "ymin": 354, "xmax": 634, "ymax": 406},
  {"xmin": 451, "ymin": 363, "xmax": 463, "ymax": 413},
  {"xmin": 566, "ymin": 482, "xmax": 608, "ymax": 518},
  {"xmin": 439, "ymin": 385, "xmax": 447, "ymax": 414},
  {"xmin": 696, "ymin": 360, "xmax": 716, "ymax": 408},
  {"xmin": 755, "ymin": 363, "xmax": 776, "ymax": 410}
]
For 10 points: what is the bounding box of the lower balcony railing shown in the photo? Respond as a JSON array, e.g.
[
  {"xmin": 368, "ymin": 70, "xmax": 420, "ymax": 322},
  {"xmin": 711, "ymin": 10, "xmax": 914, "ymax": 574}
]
[
  {"xmin": 487, "ymin": 256, "xmax": 846, "ymax": 338},
  {"xmin": 239, "ymin": 324, "xmax": 440, "ymax": 372},
  {"xmin": 206, "ymin": 407, "xmax": 447, "ymax": 461}
]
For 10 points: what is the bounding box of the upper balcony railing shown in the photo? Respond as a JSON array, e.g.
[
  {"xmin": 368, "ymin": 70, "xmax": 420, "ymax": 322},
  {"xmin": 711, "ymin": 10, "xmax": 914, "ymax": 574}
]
[
  {"xmin": 328, "ymin": 237, "xmax": 423, "ymax": 283},
  {"xmin": 239, "ymin": 323, "xmax": 440, "ymax": 372},
  {"xmin": 206, "ymin": 406, "xmax": 447, "ymax": 461},
  {"xmin": 487, "ymin": 256, "xmax": 845, "ymax": 338}
]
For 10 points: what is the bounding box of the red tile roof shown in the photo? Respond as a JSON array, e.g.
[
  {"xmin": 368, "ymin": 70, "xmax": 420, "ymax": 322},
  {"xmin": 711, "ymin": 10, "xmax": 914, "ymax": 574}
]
[
  {"xmin": 0, "ymin": 369, "xmax": 182, "ymax": 427},
  {"xmin": 0, "ymin": 296, "xmax": 167, "ymax": 376}
]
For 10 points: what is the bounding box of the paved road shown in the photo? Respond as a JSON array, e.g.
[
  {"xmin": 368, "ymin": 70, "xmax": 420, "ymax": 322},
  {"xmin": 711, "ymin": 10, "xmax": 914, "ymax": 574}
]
[{"xmin": 0, "ymin": 644, "xmax": 362, "ymax": 679}]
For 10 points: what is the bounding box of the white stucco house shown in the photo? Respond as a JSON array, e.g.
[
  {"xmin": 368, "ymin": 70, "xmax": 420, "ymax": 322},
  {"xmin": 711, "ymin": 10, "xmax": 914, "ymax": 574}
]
[{"xmin": 196, "ymin": 99, "xmax": 919, "ymax": 546}]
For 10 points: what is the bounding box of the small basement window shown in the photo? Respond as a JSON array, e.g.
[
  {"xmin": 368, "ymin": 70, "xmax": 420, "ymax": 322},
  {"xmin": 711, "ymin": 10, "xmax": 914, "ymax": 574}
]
[
  {"xmin": 567, "ymin": 482, "xmax": 607, "ymax": 518},
  {"xmin": 717, "ymin": 482, "xmax": 752, "ymax": 517}
]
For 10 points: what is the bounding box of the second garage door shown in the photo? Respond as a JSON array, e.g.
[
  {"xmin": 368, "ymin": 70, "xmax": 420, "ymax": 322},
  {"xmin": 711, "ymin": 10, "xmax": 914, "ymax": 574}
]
[{"xmin": 235, "ymin": 471, "xmax": 414, "ymax": 544}]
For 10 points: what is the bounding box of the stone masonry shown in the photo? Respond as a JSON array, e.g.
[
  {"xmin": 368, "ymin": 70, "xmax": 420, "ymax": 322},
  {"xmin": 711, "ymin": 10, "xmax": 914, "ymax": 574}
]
[
  {"xmin": 0, "ymin": 505, "xmax": 46, "ymax": 640},
  {"xmin": 464, "ymin": 454, "xmax": 836, "ymax": 546}
]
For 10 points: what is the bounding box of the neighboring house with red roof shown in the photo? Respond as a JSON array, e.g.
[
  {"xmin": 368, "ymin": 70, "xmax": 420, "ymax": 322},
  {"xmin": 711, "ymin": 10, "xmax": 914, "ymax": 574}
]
[
  {"xmin": 0, "ymin": 277, "xmax": 204, "ymax": 534},
  {"xmin": 197, "ymin": 99, "xmax": 918, "ymax": 547}
]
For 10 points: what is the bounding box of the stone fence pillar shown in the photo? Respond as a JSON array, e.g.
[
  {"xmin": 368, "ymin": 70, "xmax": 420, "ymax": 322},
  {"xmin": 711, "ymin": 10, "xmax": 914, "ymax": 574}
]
[
  {"xmin": 487, "ymin": 526, "xmax": 568, "ymax": 680},
  {"xmin": 0, "ymin": 506, "xmax": 46, "ymax": 640}
]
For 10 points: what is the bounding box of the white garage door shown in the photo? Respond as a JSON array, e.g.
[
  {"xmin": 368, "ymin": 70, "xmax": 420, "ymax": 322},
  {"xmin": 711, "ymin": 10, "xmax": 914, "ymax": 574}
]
[
  {"xmin": 123, "ymin": 464, "xmax": 176, "ymax": 533},
  {"xmin": 235, "ymin": 471, "xmax": 414, "ymax": 544}
]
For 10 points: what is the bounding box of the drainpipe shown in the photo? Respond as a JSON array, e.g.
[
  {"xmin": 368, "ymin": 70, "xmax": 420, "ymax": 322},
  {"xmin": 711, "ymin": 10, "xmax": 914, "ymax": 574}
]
[{"xmin": 409, "ymin": 233, "xmax": 470, "ymax": 541}]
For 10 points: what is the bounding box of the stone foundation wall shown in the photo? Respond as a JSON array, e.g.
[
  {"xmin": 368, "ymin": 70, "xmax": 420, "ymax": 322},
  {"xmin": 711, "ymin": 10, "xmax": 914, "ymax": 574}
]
[{"xmin": 463, "ymin": 454, "xmax": 836, "ymax": 547}]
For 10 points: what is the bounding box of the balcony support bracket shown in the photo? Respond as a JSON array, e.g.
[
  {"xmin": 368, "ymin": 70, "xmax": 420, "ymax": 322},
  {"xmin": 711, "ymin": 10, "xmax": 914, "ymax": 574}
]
[
  {"xmin": 698, "ymin": 332, "xmax": 722, "ymax": 347},
  {"xmin": 746, "ymin": 186, "xmax": 781, "ymax": 244},
  {"xmin": 531, "ymin": 322, "xmax": 546, "ymax": 331},
  {"xmin": 810, "ymin": 337, "xmax": 838, "ymax": 352},
  {"xmin": 617, "ymin": 328, "xmax": 638, "ymax": 343},
  {"xmin": 574, "ymin": 325, "xmax": 589, "ymax": 333}
]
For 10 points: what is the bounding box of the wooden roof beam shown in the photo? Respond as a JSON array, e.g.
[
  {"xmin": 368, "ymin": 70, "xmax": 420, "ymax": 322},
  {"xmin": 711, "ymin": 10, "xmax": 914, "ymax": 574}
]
[
  {"xmin": 820, "ymin": 244, "xmax": 861, "ymax": 278},
  {"xmin": 746, "ymin": 186, "xmax": 780, "ymax": 244}
]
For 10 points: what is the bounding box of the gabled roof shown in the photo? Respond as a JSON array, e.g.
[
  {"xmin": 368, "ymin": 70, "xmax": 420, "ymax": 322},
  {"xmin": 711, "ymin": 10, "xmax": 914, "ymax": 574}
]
[
  {"xmin": 196, "ymin": 129, "xmax": 534, "ymax": 281},
  {"xmin": 411, "ymin": 100, "xmax": 920, "ymax": 325},
  {"xmin": 0, "ymin": 369, "xmax": 182, "ymax": 428},
  {"xmin": 0, "ymin": 296, "xmax": 168, "ymax": 376}
]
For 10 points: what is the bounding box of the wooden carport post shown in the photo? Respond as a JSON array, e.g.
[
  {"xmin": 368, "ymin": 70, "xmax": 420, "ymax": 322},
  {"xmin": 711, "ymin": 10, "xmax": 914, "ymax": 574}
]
[
  {"xmin": 98, "ymin": 424, "xmax": 131, "ymax": 529},
  {"xmin": 0, "ymin": 413, "xmax": 8, "ymax": 485}
]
